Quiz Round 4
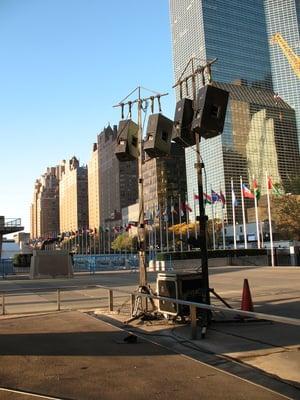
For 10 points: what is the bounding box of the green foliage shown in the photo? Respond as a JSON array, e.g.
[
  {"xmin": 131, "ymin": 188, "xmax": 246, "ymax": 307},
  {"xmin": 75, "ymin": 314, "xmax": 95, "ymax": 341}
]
[
  {"xmin": 283, "ymin": 175, "xmax": 300, "ymax": 195},
  {"xmin": 12, "ymin": 253, "xmax": 32, "ymax": 267},
  {"xmin": 272, "ymin": 195, "xmax": 300, "ymax": 240},
  {"xmin": 111, "ymin": 233, "xmax": 137, "ymax": 251}
]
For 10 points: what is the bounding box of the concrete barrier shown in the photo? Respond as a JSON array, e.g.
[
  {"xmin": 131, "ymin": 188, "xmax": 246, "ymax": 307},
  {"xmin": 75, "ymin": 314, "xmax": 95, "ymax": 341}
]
[{"xmin": 30, "ymin": 250, "xmax": 73, "ymax": 279}]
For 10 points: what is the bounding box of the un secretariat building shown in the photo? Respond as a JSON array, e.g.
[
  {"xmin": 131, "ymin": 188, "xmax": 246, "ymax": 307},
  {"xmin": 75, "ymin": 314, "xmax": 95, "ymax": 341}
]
[{"xmin": 169, "ymin": 0, "xmax": 300, "ymax": 224}]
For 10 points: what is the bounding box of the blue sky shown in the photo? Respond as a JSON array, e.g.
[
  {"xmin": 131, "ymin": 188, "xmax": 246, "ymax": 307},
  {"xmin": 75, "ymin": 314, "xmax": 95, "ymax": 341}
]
[{"xmin": 0, "ymin": 0, "xmax": 175, "ymax": 232}]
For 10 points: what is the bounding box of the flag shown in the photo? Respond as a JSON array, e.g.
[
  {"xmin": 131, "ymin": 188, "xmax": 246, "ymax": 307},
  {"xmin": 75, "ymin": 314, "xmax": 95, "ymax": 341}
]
[
  {"xmin": 125, "ymin": 224, "xmax": 132, "ymax": 231},
  {"xmin": 182, "ymin": 202, "xmax": 192, "ymax": 212},
  {"xmin": 268, "ymin": 177, "xmax": 283, "ymax": 196},
  {"xmin": 220, "ymin": 190, "xmax": 226, "ymax": 207},
  {"xmin": 252, "ymin": 179, "xmax": 261, "ymax": 200},
  {"xmin": 171, "ymin": 204, "xmax": 177, "ymax": 214},
  {"xmin": 194, "ymin": 194, "xmax": 200, "ymax": 200},
  {"xmin": 155, "ymin": 207, "xmax": 161, "ymax": 218},
  {"xmin": 163, "ymin": 207, "xmax": 169, "ymax": 222},
  {"xmin": 242, "ymin": 184, "xmax": 255, "ymax": 199},
  {"xmin": 203, "ymin": 193, "xmax": 212, "ymax": 204},
  {"xmin": 232, "ymin": 188, "xmax": 238, "ymax": 207},
  {"xmin": 211, "ymin": 190, "xmax": 220, "ymax": 203}
]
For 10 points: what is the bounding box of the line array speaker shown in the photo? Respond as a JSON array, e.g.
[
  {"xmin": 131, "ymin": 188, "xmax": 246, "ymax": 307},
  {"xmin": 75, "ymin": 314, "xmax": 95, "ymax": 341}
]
[
  {"xmin": 191, "ymin": 85, "xmax": 229, "ymax": 139},
  {"xmin": 144, "ymin": 113, "xmax": 173, "ymax": 158},
  {"xmin": 115, "ymin": 119, "xmax": 139, "ymax": 161},
  {"xmin": 172, "ymin": 97, "xmax": 196, "ymax": 147}
]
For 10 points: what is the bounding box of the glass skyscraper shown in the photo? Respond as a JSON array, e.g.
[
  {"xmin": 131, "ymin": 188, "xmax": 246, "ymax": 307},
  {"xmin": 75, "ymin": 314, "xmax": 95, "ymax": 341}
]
[
  {"xmin": 264, "ymin": 0, "xmax": 300, "ymax": 148},
  {"xmin": 169, "ymin": 0, "xmax": 300, "ymax": 225}
]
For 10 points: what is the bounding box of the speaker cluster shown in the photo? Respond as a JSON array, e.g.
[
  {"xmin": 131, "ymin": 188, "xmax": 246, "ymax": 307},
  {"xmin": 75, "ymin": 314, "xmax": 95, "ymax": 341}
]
[{"xmin": 115, "ymin": 85, "xmax": 229, "ymax": 161}]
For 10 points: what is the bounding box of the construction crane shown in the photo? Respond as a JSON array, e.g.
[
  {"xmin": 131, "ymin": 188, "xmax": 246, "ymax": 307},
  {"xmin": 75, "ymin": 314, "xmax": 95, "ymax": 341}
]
[{"xmin": 271, "ymin": 32, "xmax": 300, "ymax": 79}]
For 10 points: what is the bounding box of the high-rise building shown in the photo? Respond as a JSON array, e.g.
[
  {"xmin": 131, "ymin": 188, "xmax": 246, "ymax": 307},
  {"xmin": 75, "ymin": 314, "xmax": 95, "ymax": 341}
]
[
  {"xmin": 30, "ymin": 166, "xmax": 62, "ymax": 239},
  {"xmin": 194, "ymin": 82, "xmax": 299, "ymax": 223},
  {"xmin": 143, "ymin": 143, "xmax": 187, "ymax": 218},
  {"xmin": 89, "ymin": 125, "xmax": 138, "ymax": 229},
  {"xmin": 59, "ymin": 157, "xmax": 88, "ymax": 232},
  {"xmin": 264, "ymin": 0, "xmax": 300, "ymax": 146},
  {"xmin": 169, "ymin": 0, "xmax": 300, "ymax": 224},
  {"xmin": 88, "ymin": 143, "xmax": 100, "ymax": 230},
  {"xmin": 170, "ymin": 0, "xmax": 272, "ymax": 93}
]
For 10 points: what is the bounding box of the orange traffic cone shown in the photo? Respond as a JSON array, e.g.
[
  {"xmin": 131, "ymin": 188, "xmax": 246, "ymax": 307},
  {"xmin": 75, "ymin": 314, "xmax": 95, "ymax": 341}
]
[{"xmin": 241, "ymin": 278, "xmax": 254, "ymax": 312}]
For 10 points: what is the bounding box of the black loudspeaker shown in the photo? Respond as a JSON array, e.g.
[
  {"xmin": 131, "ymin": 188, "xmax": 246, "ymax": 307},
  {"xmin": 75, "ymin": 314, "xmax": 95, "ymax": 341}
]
[
  {"xmin": 191, "ymin": 85, "xmax": 229, "ymax": 139},
  {"xmin": 144, "ymin": 113, "xmax": 173, "ymax": 157},
  {"xmin": 115, "ymin": 120, "xmax": 139, "ymax": 161},
  {"xmin": 157, "ymin": 272, "xmax": 204, "ymax": 316},
  {"xmin": 172, "ymin": 98, "xmax": 196, "ymax": 147}
]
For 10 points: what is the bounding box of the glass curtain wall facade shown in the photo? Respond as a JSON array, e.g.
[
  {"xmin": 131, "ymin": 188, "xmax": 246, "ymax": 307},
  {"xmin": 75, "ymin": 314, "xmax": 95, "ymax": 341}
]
[
  {"xmin": 264, "ymin": 0, "xmax": 300, "ymax": 148},
  {"xmin": 169, "ymin": 0, "xmax": 299, "ymax": 225}
]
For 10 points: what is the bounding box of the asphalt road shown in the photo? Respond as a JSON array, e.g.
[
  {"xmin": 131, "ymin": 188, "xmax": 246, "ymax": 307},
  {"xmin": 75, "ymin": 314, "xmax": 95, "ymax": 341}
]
[{"xmin": 0, "ymin": 266, "xmax": 299, "ymax": 318}]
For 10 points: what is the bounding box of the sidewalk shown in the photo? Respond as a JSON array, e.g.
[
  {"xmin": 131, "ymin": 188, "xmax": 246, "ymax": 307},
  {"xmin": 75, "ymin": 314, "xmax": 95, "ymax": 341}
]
[{"xmin": 0, "ymin": 311, "xmax": 293, "ymax": 400}]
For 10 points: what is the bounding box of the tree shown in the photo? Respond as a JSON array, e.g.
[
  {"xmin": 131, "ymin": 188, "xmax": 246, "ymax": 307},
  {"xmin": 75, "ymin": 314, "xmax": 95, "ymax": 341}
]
[
  {"xmin": 272, "ymin": 195, "xmax": 300, "ymax": 240},
  {"xmin": 111, "ymin": 233, "xmax": 137, "ymax": 252},
  {"xmin": 283, "ymin": 175, "xmax": 300, "ymax": 195}
]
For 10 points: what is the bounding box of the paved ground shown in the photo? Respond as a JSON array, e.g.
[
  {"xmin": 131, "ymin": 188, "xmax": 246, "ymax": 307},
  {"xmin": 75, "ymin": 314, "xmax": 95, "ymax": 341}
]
[
  {"xmin": 0, "ymin": 311, "xmax": 292, "ymax": 400},
  {"xmin": 0, "ymin": 266, "xmax": 299, "ymax": 398}
]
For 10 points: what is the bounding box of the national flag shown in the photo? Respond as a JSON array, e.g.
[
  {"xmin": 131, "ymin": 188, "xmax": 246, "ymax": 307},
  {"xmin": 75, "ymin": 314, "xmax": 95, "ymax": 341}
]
[
  {"xmin": 171, "ymin": 204, "xmax": 177, "ymax": 214},
  {"xmin": 163, "ymin": 207, "xmax": 169, "ymax": 222},
  {"xmin": 211, "ymin": 190, "xmax": 220, "ymax": 203},
  {"xmin": 155, "ymin": 207, "xmax": 161, "ymax": 218},
  {"xmin": 268, "ymin": 176, "xmax": 283, "ymax": 196},
  {"xmin": 220, "ymin": 190, "xmax": 226, "ymax": 207},
  {"xmin": 232, "ymin": 188, "xmax": 238, "ymax": 207},
  {"xmin": 182, "ymin": 202, "xmax": 192, "ymax": 212},
  {"xmin": 242, "ymin": 184, "xmax": 255, "ymax": 199},
  {"xmin": 203, "ymin": 193, "xmax": 212, "ymax": 204},
  {"xmin": 252, "ymin": 179, "xmax": 261, "ymax": 200}
]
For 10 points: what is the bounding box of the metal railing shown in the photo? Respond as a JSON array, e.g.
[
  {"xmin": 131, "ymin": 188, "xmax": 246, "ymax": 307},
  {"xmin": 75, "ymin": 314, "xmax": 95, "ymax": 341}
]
[
  {"xmin": 1, "ymin": 218, "xmax": 22, "ymax": 228},
  {"xmin": 1, "ymin": 284, "xmax": 299, "ymax": 339}
]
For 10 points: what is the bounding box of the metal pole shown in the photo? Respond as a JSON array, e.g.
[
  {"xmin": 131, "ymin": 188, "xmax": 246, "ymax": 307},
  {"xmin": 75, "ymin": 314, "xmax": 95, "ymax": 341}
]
[
  {"xmin": 195, "ymin": 134, "xmax": 210, "ymax": 305},
  {"xmin": 2, "ymin": 293, "xmax": 5, "ymax": 315},
  {"xmin": 190, "ymin": 305, "xmax": 197, "ymax": 339},
  {"xmin": 57, "ymin": 289, "xmax": 61, "ymax": 311},
  {"xmin": 266, "ymin": 172, "xmax": 275, "ymax": 267},
  {"xmin": 108, "ymin": 289, "xmax": 114, "ymax": 312},
  {"xmin": 137, "ymin": 91, "xmax": 147, "ymax": 287},
  {"xmin": 240, "ymin": 176, "xmax": 248, "ymax": 249},
  {"xmin": 191, "ymin": 57, "xmax": 210, "ymax": 306}
]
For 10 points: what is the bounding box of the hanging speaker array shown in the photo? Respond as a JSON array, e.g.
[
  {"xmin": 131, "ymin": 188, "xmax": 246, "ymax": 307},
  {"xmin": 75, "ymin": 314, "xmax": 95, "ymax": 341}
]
[
  {"xmin": 172, "ymin": 97, "xmax": 195, "ymax": 147},
  {"xmin": 115, "ymin": 119, "xmax": 139, "ymax": 161},
  {"xmin": 115, "ymin": 85, "xmax": 229, "ymax": 162},
  {"xmin": 144, "ymin": 113, "xmax": 173, "ymax": 157},
  {"xmin": 191, "ymin": 85, "xmax": 229, "ymax": 139}
]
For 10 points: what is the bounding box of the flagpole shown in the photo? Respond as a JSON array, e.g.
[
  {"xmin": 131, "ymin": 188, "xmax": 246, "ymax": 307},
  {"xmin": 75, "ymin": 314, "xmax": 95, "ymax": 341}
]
[
  {"xmin": 266, "ymin": 172, "xmax": 275, "ymax": 267},
  {"xmin": 219, "ymin": 183, "xmax": 226, "ymax": 249},
  {"xmin": 171, "ymin": 197, "xmax": 176, "ymax": 251},
  {"xmin": 85, "ymin": 227, "xmax": 88, "ymax": 255},
  {"xmin": 159, "ymin": 204, "xmax": 163, "ymax": 252},
  {"xmin": 81, "ymin": 228, "xmax": 84, "ymax": 254},
  {"xmin": 240, "ymin": 176, "xmax": 248, "ymax": 249},
  {"xmin": 165, "ymin": 199, "xmax": 169, "ymax": 252},
  {"xmin": 231, "ymin": 178, "xmax": 237, "ymax": 250},
  {"xmin": 211, "ymin": 188, "xmax": 216, "ymax": 250},
  {"xmin": 221, "ymin": 204, "xmax": 225, "ymax": 249},
  {"xmin": 153, "ymin": 204, "xmax": 157, "ymax": 260},
  {"xmin": 253, "ymin": 176, "xmax": 261, "ymax": 249},
  {"xmin": 193, "ymin": 191, "xmax": 198, "ymax": 239},
  {"xmin": 220, "ymin": 184, "xmax": 226, "ymax": 250},
  {"xmin": 179, "ymin": 194, "xmax": 183, "ymax": 252}
]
